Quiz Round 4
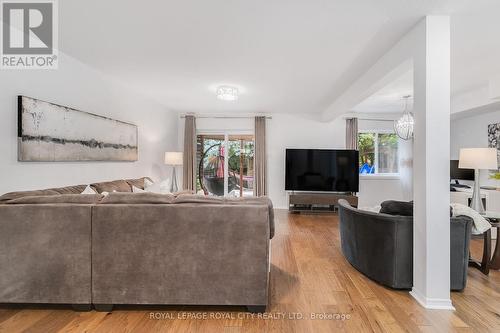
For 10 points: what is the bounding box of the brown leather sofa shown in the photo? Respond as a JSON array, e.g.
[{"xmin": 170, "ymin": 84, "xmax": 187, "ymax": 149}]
[{"xmin": 0, "ymin": 178, "xmax": 274, "ymax": 313}]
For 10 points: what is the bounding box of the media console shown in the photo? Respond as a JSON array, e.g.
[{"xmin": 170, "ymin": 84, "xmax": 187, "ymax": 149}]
[{"xmin": 288, "ymin": 192, "xmax": 358, "ymax": 213}]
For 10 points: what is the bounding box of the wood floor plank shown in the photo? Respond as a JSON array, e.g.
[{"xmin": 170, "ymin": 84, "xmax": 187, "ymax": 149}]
[
  {"xmin": 23, "ymin": 310, "xmax": 81, "ymax": 333},
  {"xmin": 0, "ymin": 209, "xmax": 498, "ymax": 332},
  {"xmin": 0, "ymin": 309, "xmax": 52, "ymax": 332},
  {"xmin": 0, "ymin": 309, "xmax": 19, "ymax": 324},
  {"xmin": 58, "ymin": 311, "xmax": 109, "ymax": 333}
]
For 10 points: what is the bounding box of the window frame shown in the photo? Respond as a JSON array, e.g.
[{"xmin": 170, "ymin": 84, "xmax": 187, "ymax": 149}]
[{"xmin": 358, "ymin": 129, "xmax": 400, "ymax": 177}]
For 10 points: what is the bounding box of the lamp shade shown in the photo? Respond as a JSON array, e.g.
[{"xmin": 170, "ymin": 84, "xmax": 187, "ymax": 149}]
[
  {"xmin": 164, "ymin": 152, "xmax": 183, "ymax": 165},
  {"xmin": 459, "ymin": 148, "xmax": 498, "ymax": 170}
]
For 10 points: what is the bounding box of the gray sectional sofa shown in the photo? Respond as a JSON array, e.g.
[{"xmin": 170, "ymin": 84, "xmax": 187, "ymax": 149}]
[
  {"xmin": 338, "ymin": 199, "xmax": 472, "ymax": 291},
  {"xmin": 0, "ymin": 178, "xmax": 274, "ymax": 313}
]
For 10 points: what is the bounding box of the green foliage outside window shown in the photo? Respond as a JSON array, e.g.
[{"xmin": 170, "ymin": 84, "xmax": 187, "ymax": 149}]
[{"xmin": 358, "ymin": 132, "xmax": 398, "ymax": 174}]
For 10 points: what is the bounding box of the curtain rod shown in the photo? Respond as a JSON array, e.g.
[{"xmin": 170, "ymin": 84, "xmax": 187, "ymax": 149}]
[
  {"xmin": 346, "ymin": 117, "xmax": 394, "ymax": 122},
  {"xmin": 180, "ymin": 114, "xmax": 272, "ymax": 119},
  {"xmin": 359, "ymin": 118, "xmax": 394, "ymax": 122}
]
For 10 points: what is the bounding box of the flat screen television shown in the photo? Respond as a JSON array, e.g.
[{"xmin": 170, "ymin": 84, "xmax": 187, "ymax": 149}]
[
  {"xmin": 450, "ymin": 160, "xmax": 474, "ymax": 181},
  {"xmin": 285, "ymin": 149, "xmax": 359, "ymax": 192}
]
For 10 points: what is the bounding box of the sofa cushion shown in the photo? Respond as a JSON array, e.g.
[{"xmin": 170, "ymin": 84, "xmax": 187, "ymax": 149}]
[
  {"xmin": 380, "ymin": 200, "xmax": 413, "ymax": 216},
  {"xmin": 5, "ymin": 194, "xmax": 102, "ymax": 205},
  {"xmin": 224, "ymin": 196, "xmax": 275, "ymax": 238},
  {"xmin": 125, "ymin": 177, "xmax": 153, "ymax": 190},
  {"xmin": 173, "ymin": 194, "xmax": 224, "ymax": 204},
  {"xmin": 100, "ymin": 192, "xmax": 175, "ymax": 204},
  {"xmin": 0, "ymin": 189, "xmax": 60, "ymax": 203},
  {"xmin": 91, "ymin": 180, "xmax": 132, "ymax": 193},
  {"xmin": 173, "ymin": 194, "xmax": 275, "ymax": 238}
]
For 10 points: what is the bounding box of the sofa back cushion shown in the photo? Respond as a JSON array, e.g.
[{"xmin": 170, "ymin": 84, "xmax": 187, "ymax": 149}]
[
  {"xmin": 0, "ymin": 179, "xmax": 155, "ymax": 202},
  {"xmin": 91, "ymin": 180, "xmax": 132, "ymax": 193},
  {"xmin": 100, "ymin": 192, "xmax": 175, "ymax": 204},
  {"xmin": 0, "ymin": 184, "xmax": 89, "ymax": 203},
  {"xmin": 0, "ymin": 189, "xmax": 57, "ymax": 203},
  {"xmin": 173, "ymin": 194, "xmax": 224, "ymax": 204},
  {"xmin": 173, "ymin": 194, "xmax": 275, "ymax": 238},
  {"xmin": 5, "ymin": 194, "xmax": 102, "ymax": 205}
]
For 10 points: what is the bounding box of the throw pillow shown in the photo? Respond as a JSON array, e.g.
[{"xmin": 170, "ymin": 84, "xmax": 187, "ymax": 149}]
[
  {"xmin": 132, "ymin": 185, "xmax": 146, "ymax": 193},
  {"xmin": 90, "ymin": 179, "xmax": 132, "ymax": 193},
  {"xmin": 125, "ymin": 177, "xmax": 153, "ymax": 190},
  {"xmin": 145, "ymin": 179, "xmax": 171, "ymax": 194},
  {"xmin": 380, "ymin": 200, "xmax": 413, "ymax": 216},
  {"xmin": 144, "ymin": 178, "xmax": 154, "ymax": 188},
  {"xmin": 81, "ymin": 185, "xmax": 97, "ymax": 194}
]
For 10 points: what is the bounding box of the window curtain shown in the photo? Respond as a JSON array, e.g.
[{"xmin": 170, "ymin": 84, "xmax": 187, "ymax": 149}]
[
  {"xmin": 346, "ymin": 117, "xmax": 358, "ymax": 150},
  {"xmin": 254, "ymin": 116, "xmax": 267, "ymax": 197},
  {"xmin": 183, "ymin": 115, "xmax": 197, "ymax": 191}
]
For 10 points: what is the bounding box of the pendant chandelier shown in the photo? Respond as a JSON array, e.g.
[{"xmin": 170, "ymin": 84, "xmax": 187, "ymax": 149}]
[{"xmin": 394, "ymin": 95, "xmax": 414, "ymax": 140}]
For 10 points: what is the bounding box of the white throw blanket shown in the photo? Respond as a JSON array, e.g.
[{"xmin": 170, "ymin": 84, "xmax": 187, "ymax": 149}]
[
  {"xmin": 451, "ymin": 203, "xmax": 492, "ymax": 235},
  {"xmin": 359, "ymin": 206, "xmax": 381, "ymax": 213}
]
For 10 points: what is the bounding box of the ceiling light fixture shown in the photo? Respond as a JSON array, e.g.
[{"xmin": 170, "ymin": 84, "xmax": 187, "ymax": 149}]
[
  {"xmin": 216, "ymin": 86, "xmax": 239, "ymax": 101},
  {"xmin": 394, "ymin": 95, "xmax": 414, "ymax": 140}
]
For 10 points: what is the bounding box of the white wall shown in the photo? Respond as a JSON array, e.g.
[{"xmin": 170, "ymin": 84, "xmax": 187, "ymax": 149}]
[
  {"xmin": 451, "ymin": 109, "xmax": 500, "ymax": 186},
  {"xmin": 358, "ymin": 177, "xmax": 404, "ymax": 207},
  {"xmin": 267, "ymin": 114, "xmax": 345, "ymax": 208},
  {"xmin": 178, "ymin": 113, "xmax": 405, "ymax": 209},
  {"xmin": 0, "ymin": 52, "xmax": 178, "ymax": 194},
  {"xmin": 357, "ymin": 118, "xmax": 406, "ymax": 207}
]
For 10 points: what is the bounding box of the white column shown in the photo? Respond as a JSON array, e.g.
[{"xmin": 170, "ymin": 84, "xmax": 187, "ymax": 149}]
[{"xmin": 410, "ymin": 16, "xmax": 452, "ymax": 309}]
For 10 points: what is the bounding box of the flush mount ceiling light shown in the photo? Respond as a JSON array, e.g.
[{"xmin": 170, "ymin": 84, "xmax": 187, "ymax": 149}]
[
  {"xmin": 216, "ymin": 86, "xmax": 239, "ymax": 101},
  {"xmin": 394, "ymin": 95, "xmax": 414, "ymax": 140}
]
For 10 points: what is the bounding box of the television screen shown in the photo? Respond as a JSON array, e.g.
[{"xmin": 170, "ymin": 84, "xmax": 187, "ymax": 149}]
[
  {"xmin": 450, "ymin": 160, "xmax": 474, "ymax": 181},
  {"xmin": 285, "ymin": 149, "xmax": 359, "ymax": 192}
]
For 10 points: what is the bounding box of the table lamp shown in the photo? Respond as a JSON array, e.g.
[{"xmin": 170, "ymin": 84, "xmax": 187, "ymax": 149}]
[
  {"xmin": 459, "ymin": 148, "xmax": 498, "ymax": 214},
  {"xmin": 165, "ymin": 152, "xmax": 183, "ymax": 193}
]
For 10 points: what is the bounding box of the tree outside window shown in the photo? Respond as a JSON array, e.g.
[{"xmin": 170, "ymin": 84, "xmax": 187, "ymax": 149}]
[{"xmin": 358, "ymin": 132, "xmax": 399, "ymax": 174}]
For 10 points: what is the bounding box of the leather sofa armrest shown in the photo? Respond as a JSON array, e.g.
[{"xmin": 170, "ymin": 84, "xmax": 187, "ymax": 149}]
[
  {"xmin": 450, "ymin": 216, "xmax": 473, "ymax": 291},
  {"xmin": 339, "ymin": 199, "xmax": 413, "ymax": 289}
]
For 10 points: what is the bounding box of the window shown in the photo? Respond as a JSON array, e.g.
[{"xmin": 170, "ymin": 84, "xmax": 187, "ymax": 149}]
[{"xmin": 358, "ymin": 132, "xmax": 399, "ymax": 175}]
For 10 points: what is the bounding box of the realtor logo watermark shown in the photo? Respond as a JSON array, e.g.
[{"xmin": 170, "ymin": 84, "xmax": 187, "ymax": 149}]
[{"xmin": 1, "ymin": 0, "xmax": 58, "ymax": 69}]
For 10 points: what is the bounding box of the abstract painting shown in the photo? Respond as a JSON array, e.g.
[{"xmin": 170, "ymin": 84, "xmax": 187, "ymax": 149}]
[
  {"xmin": 18, "ymin": 96, "xmax": 138, "ymax": 161},
  {"xmin": 488, "ymin": 122, "xmax": 500, "ymax": 168}
]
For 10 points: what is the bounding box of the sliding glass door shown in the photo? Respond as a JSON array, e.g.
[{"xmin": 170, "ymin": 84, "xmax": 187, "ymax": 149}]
[{"xmin": 196, "ymin": 133, "xmax": 255, "ymax": 197}]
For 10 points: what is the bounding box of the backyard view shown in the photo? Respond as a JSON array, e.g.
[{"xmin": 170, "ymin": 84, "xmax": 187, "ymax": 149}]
[
  {"xmin": 196, "ymin": 134, "xmax": 255, "ymax": 197},
  {"xmin": 358, "ymin": 132, "xmax": 399, "ymax": 174}
]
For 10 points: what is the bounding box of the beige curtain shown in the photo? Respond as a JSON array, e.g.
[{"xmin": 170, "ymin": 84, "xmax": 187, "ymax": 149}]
[
  {"xmin": 254, "ymin": 116, "xmax": 267, "ymax": 197},
  {"xmin": 183, "ymin": 115, "xmax": 197, "ymax": 191},
  {"xmin": 346, "ymin": 117, "xmax": 358, "ymax": 150}
]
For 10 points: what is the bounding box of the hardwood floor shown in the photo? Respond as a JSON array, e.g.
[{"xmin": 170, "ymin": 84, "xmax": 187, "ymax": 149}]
[{"xmin": 0, "ymin": 210, "xmax": 499, "ymax": 332}]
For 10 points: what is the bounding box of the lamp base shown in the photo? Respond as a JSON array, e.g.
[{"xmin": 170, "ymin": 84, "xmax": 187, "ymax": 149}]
[
  {"xmin": 470, "ymin": 169, "xmax": 485, "ymax": 214},
  {"xmin": 170, "ymin": 167, "xmax": 178, "ymax": 193}
]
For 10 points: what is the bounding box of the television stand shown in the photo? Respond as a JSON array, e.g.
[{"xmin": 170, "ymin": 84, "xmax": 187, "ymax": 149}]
[{"xmin": 288, "ymin": 192, "xmax": 358, "ymax": 214}]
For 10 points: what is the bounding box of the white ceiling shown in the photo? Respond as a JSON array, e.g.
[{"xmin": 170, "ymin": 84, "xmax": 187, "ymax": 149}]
[
  {"xmin": 58, "ymin": 0, "xmax": 500, "ymax": 115},
  {"xmin": 351, "ymin": 71, "xmax": 413, "ymax": 113}
]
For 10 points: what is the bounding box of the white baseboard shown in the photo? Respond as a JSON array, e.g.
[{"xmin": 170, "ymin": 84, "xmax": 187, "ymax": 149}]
[{"xmin": 410, "ymin": 289, "xmax": 455, "ymax": 310}]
